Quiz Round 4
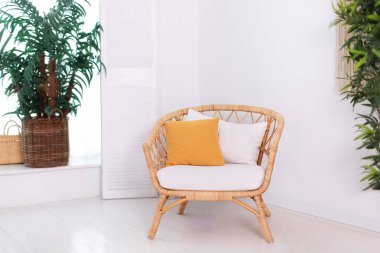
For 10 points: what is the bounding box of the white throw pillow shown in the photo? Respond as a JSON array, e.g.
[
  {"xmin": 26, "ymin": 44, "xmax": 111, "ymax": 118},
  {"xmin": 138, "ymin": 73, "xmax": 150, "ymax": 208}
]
[
  {"xmin": 185, "ymin": 109, "xmax": 268, "ymax": 164},
  {"xmin": 219, "ymin": 120, "xmax": 267, "ymax": 164},
  {"xmin": 185, "ymin": 109, "xmax": 212, "ymax": 121}
]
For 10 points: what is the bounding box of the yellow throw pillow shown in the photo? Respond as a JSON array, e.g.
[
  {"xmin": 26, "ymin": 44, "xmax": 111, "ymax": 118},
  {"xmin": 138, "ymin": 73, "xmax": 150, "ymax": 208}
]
[{"xmin": 165, "ymin": 118, "xmax": 225, "ymax": 166}]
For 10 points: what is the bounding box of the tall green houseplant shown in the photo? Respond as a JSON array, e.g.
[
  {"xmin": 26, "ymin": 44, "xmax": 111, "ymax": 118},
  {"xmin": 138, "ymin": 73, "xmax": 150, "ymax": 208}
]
[
  {"xmin": 333, "ymin": 0, "xmax": 380, "ymax": 190},
  {"xmin": 0, "ymin": 0, "xmax": 103, "ymax": 167}
]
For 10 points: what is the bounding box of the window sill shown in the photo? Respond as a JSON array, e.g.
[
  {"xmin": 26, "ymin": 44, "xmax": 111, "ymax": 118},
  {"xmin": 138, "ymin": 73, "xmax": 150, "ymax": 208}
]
[{"xmin": 0, "ymin": 155, "xmax": 101, "ymax": 176}]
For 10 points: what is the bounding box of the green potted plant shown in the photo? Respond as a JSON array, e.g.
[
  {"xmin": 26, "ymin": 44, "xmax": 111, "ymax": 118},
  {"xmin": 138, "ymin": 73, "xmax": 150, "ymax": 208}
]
[
  {"xmin": 333, "ymin": 0, "xmax": 380, "ymax": 190},
  {"xmin": 0, "ymin": 0, "xmax": 103, "ymax": 167}
]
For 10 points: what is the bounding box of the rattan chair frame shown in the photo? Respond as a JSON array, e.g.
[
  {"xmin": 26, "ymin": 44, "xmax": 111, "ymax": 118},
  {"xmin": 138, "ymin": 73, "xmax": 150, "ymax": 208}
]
[{"xmin": 143, "ymin": 104, "xmax": 284, "ymax": 243}]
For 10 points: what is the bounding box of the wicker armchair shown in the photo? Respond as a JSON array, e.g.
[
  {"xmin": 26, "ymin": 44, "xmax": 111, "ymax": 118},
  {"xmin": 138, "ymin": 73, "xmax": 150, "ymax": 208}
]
[{"xmin": 143, "ymin": 105, "xmax": 284, "ymax": 242}]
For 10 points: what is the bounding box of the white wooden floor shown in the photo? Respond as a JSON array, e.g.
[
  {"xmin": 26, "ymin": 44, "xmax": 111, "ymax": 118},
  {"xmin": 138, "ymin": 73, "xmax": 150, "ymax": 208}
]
[{"xmin": 0, "ymin": 197, "xmax": 379, "ymax": 253}]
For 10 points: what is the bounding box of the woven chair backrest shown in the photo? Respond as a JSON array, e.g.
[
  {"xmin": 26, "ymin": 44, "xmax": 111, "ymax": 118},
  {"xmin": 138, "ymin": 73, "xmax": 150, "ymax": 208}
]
[{"xmin": 148, "ymin": 105, "xmax": 283, "ymax": 170}]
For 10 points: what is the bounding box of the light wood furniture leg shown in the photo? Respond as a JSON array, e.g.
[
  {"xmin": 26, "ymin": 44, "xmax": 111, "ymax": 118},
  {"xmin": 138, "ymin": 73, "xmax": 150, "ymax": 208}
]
[
  {"xmin": 256, "ymin": 196, "xmax": 271, "ymax": 217},
  {"xmin": 148, "ymin": 195, "xmax": 168, "ymax": 239},
  {"xmin": 253, "ymin": 196, "xmax": 273, "ymax": 243},
  {"xmin": 177, "ymin": 201, "xmax": 188, "ymax": 215}
]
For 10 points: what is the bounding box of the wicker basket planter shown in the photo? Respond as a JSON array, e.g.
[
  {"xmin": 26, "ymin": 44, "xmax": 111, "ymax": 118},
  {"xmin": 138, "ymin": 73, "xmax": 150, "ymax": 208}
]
[{"xmin": 22, "ymin": 117, "xmax": 69, "ymax": 168}]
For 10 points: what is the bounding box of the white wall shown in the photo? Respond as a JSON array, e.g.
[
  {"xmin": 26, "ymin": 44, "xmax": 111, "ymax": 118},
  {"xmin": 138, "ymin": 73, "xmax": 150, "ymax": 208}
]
[
  {"xmin": 156, "ymin": 0, "xmax": 200, "ymax": 115},
  {"xmin": 199, "ymin": 0, "xmax": 380, "ymax": 231},
  {"xmin": 99, "ymin": 0, "xmax": 380, "ymax": 231},
  {"xmin": 0, "ymin": 163, "xmax": 100, "ymax": 208}
]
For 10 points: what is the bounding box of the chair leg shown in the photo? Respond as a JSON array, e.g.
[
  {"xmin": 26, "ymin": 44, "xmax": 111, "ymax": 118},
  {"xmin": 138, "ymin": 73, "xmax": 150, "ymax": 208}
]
[
  {"xmin": 148, "ymin": 195, "xmax": 168, "ymax": 239},
  {"xmin": 177, "ymin": 200, "xmax": 188, "ymax": 215},
  {"xmin": 259, "ymin": 196, "xmax": 271, "ymax": 217},
  {"xmin": 253, "ymin": 196, "xmax": 273, "ymax": 243}
]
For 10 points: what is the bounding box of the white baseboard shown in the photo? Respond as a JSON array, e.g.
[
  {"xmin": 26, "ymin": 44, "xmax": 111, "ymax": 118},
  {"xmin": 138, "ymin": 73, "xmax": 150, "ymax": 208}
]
[
  {"xmin": 102, "ymin": 189, "xmax": 157, "ymax": 200},
  {"xmin": 264, "ymin": 192, "xmax": 380, "ymax": 233},
  {"xmin": 0, "ymin": 161, "xmax": 100, "ymax": 209}
]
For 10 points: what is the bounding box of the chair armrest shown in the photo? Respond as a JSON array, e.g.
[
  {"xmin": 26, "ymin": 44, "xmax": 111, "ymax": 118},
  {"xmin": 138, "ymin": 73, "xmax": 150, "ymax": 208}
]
[
  {"xmin": 142, "ymin": 126, "xmax": 167, "ymax": 192},
  {"xmin": 258, "ymin": 113, "xmax": 284, "ymax": 193}
]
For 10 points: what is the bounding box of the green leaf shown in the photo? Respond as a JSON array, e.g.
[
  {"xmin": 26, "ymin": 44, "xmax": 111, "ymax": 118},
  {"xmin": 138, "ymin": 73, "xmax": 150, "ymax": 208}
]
[
  {"xmin": 0, "ymin": 32, "xmax": 13, "ymax": 54},
  {"xmin": 354, "ymin": 132, "xmax": 367, "ymax": 141},
  {"xmin": 348, "ymin": 48, "xmax": 366, "ymax": 55},
  {"xmin": 44, "ymin": 106, "xmax": 51, "ymax": 115},
  {"xmin": 353, "ymin": 56, "xmax": 367, "ymax": 71},
  {"xmin": 372, "ymin": 48, "xmax": 380, "ymax": 58},
  {"xmin": 367, "ymin": 14, "xmax": 380, "ymax": 22}
]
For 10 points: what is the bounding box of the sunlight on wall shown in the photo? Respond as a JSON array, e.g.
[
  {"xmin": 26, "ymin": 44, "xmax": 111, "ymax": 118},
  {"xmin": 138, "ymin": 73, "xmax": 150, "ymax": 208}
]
[{"xmin": 0, "ymin": 0, "xmax": 101, "ymax": 158}]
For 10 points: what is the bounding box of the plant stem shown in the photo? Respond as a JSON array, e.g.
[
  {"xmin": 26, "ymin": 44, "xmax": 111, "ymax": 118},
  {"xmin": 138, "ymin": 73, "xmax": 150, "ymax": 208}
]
[
  {"xmin": 38, "ymin": 53, "xmax": 48, "ymax": 118},
  {"xmin": 47, "ymin": 59, "xmax": 58, "ymax": 112}
]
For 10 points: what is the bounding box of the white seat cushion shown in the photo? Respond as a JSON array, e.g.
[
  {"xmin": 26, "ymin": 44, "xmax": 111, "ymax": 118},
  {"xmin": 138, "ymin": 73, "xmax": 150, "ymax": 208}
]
[{"xmin": 157, "ymin": 163, "xmax": 265, "ymax": 191}]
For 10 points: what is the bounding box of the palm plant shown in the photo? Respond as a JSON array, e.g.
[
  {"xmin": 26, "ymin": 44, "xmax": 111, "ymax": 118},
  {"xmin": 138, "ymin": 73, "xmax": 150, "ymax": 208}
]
[
  {"xmin": 0, "ymin": 0, "xmax": 103, "ymax": 167},
  {"xmin": 333, "ymin": 0, "xmax": 380, "ymax": 190},
  {"xmin": 0, "ymin": 0, "xmax": 102, "ymax": 119}
]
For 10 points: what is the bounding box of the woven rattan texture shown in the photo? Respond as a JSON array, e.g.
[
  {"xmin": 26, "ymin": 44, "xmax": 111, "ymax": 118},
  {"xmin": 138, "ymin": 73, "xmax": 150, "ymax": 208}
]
[
  {"xmin": 22, "ymin": 117, "xmax": 69, "ymax": 168},
  {"xmin": 143, "ymin": 105, "xmax": 284, "ymax": 242},
  {"xmin": 0, "ymin": 120, "xmax": 23, "ymax": 165}
]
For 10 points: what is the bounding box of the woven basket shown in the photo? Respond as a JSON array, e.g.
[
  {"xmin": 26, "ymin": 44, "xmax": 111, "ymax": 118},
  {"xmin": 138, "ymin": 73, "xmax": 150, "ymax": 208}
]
[
  {"xmin": 22, "ymin": 115, "xmax": 69, "ymax": 168},
  {"xmin": 0, "ymin": 120, "xmax": 23, "ymax": 165}
]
